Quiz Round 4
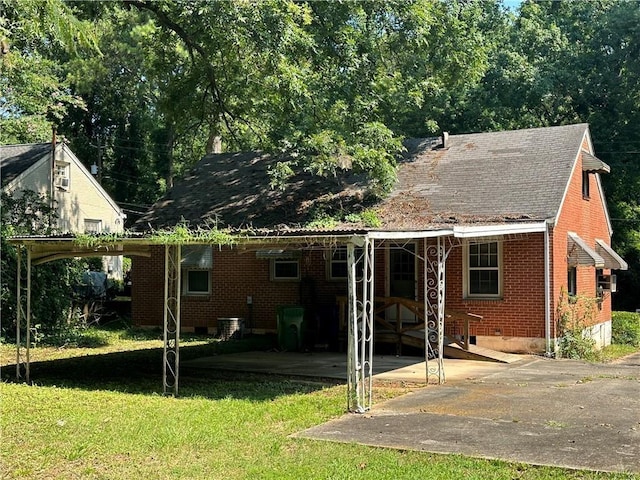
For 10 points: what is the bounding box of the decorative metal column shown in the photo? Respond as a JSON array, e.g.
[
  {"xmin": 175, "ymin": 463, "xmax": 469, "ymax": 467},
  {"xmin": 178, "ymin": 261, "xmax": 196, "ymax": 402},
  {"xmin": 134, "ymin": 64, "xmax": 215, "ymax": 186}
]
[
  {"xmin": 347, "ymin": 237, "xmax": 375, "ymax": 413},
  {"xmin": 15, "ymin": 246, "xmax": 32, "ymax": 383},
  {"xmin": 163, "ymin": 244, "xmax": 181, "ymax": 396},
  {"xmin": 424, "ymin": 237, "xmax": 452, "ymax": 384}
]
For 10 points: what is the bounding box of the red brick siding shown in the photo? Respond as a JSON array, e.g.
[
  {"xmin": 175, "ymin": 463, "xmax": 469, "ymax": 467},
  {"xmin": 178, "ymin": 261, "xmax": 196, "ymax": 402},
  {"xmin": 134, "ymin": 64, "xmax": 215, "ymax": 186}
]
[
  {"xmin": 133, "ymin": 246, "xmax": 350, "ymax": 331},
  {"xmin": 551, "ymin": 149, "xmax": 612, "ymax": 331},
  {"xmin": 444, "ymin": 235, "xmax": 546, "ymax": 339}
]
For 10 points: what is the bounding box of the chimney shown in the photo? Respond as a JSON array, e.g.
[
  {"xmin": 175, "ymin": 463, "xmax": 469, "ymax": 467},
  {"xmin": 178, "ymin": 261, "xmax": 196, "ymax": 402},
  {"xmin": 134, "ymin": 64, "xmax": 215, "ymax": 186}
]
[{"xmin": 441, "ymin": 131, "xmax": 450, "ymax": 149}]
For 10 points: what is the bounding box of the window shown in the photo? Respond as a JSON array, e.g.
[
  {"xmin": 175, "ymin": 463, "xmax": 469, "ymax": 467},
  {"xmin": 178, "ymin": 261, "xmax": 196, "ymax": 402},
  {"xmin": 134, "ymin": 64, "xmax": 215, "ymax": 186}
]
[
  {"xmin": 84, "ymin": 219, "xmax": 102, "ymax": 234},
  {"xmin": 271, "ymin": 258, "xmax": 300, "ymax": 281},
  {"xmin": 465, "ymin": 241, "xmax": 502, "ymax": 298},
  {"xmin": 55, "ymin": 162, "xmax": 70, "ymax": 190},
  {"xmin": 327, "ymin": 246, "xmax": 363, "ymax": 280},
  {"xmin": 582, "ymin": 171, "xmax": 590, "ymax": 199},
  {"xmin": 181, "ymin": 245, "xmax": 212, "ymax": 295},
  {"xmin": 184, "ymin": 270, "xmax": 210, "ymax": 295},
  {"xmin": 568, "ymin": 267, "xmax": 577, "ymax": 296}
]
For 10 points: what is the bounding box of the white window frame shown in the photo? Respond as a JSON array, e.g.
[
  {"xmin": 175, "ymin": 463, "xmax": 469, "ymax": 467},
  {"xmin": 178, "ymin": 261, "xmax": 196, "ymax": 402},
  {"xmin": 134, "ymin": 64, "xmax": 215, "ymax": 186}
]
[
  {"xmin": 183, "ymin": 269, "xmax": 211, "ymax": 295},
  {"xmin": 181, "ymin": 245, "xmax": 212, "ymax": 296},
  {"xmin": 327, "ymin": 246, "xmax": 363, "ymax": 281},
  {"xmin": 84, "ymin": 219, "xmax": 102, "ymax": 234},
  {"xmin": 271, "ymin": 258, "xmax": 300, "ymax": 281},
  {"xmin": 55, "ymin": 161, "xmax": 70, "ymax": 190},
  {"xmin": 463, "ymin": 240, "xmax": 503, "ymax": 299}
]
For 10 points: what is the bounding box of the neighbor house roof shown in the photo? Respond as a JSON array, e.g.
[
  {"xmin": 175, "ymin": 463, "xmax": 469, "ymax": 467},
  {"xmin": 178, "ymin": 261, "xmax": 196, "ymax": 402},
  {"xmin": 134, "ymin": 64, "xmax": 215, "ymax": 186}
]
[
  {"xmin": 137, "ymin": 123, "xmax": 598, "ymax": 233},
  {"xmin": 0, "ymin": 143, "xmax": 52, "ymax": 187}
]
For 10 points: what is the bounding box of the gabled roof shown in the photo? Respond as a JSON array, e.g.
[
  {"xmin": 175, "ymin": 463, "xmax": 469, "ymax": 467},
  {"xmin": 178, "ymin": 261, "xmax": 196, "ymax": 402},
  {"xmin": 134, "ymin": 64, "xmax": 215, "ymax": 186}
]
[
  {"xmin": 378, "ymin": 123, "xmax": 592, "ymax": 229},
  {"xmin": 137, "ymin": 123, "xmax": 598, "ymax": 233},
  {"xmin": 0, "ymin": 143, "xmax": 52, "ymax": 187}
]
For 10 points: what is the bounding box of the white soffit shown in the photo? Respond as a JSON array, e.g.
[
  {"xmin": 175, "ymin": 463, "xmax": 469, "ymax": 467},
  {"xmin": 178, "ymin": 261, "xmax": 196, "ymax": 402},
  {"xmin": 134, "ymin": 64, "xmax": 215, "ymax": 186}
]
[{"xmin": 595, "ymin": 239, "xmax": 628, "ymax": 270}]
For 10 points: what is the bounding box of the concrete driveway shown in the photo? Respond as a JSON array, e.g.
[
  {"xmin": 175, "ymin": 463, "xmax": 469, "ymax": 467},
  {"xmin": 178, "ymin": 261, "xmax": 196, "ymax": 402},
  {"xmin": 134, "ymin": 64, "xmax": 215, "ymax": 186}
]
[{"xmin": 297, "ymin": 353, "xmax": 640, "ymax": 474}]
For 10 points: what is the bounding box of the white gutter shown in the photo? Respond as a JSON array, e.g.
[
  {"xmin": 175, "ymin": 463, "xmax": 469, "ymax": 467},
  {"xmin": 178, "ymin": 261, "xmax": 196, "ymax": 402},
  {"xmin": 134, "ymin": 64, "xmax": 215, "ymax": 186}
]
[{"xmin": 452, "ymin": 222, "xmax": 547, "ymax": 238}]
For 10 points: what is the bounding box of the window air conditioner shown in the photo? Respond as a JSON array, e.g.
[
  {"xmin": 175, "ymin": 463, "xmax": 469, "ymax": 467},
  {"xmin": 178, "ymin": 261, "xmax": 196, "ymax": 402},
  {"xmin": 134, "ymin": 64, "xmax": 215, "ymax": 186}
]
[{"xmin": 597, "ymin": 274, "xmax": 617, "ymax": 293}]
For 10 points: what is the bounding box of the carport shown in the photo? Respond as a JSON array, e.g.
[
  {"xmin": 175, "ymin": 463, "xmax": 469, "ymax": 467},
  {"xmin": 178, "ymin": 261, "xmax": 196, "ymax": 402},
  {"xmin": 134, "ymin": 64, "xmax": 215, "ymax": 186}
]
[{"xmin": 9, "ymin": 226, "xmax": 501, "ymax": 412}]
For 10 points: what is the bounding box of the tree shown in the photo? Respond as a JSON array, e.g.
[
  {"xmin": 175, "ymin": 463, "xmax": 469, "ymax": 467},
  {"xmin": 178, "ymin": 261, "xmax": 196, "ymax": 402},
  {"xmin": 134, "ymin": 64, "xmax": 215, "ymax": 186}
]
[
  {"xmin": 0, "ymin": 191, "xmax": 84, "ymax": 340},
  {"xmin": 0, "ymin": 0, "xmax": 97, "ymax": 143}
]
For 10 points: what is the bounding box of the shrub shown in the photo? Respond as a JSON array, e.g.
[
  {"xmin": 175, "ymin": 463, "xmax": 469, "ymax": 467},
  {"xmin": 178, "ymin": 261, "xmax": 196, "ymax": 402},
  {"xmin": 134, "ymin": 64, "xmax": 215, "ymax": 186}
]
[
  {"xmin": 556, "ymin": 289, "xmax": 599, "ymax": 360},
  {"xmin": 612, "ymin": 311, "xmax": 640, "ymax": 347}
]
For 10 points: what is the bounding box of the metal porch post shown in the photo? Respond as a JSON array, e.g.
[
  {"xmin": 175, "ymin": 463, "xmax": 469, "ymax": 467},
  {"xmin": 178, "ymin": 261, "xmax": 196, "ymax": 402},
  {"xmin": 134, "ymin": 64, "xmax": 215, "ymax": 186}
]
[
  {"xmin": 424, "ymin": 237, "xmax": 450, "ymax": 384},
  {"xmin": 347, "ymin": 237, "xmax": 375, "ymax": 413},
  {"xmin": 163, "ymin": 244, "xmax": 181, "ymax": 396},
  {"xmin": 15, "ymin": 247, "xmax": 31, "ymax": 382}
]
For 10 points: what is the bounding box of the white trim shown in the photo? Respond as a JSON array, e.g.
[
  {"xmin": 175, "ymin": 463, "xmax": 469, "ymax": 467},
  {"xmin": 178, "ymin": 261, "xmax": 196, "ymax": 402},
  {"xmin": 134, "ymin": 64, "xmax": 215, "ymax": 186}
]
[
  {"xmin": 182, "ymin": 268, "xmax": 211, "ymax": 295},
  {"xmin": 595, "ymin": 239, "xmax": 628, "ymax": 270},
  {"xmin": 368, "ymin": 230, "xmax": 454, "ymax": 239},
  {"xmin": 463, "ymin": 239, "xmax": 503, "ymax": 299},
  {"xmin": 452, "ymin": 222, "xmax": 547, "ymax": 237},
  {"xmin": 270, "ymin": 257, "xmax": 300, "ymax": 281},
  {"xmin": 567, "ymin": 232, "xmax": 605, "ymax": 268}
]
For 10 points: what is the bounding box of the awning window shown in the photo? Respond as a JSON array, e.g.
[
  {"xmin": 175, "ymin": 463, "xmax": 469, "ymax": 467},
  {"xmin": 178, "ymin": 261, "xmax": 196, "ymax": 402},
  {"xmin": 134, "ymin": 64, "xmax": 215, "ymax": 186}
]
[
  {"xmin": 567, "ymin": 232, "xmax": 604, "ymax": 268},
  {"xmin": 595, "ymin": 239, "xmax": 628, "ymax": 270},
  {"xmin": 181, "ymin": 245, "xmax": 213, "ymax": 268},
  {"xmin": 582, "ymin": 151, "xmax": 610, "ymax": 174}
]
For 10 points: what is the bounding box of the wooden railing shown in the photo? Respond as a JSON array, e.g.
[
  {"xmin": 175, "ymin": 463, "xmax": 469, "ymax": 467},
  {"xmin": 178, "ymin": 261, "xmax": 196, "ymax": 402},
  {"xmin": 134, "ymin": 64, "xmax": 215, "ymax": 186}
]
[{"xmin": 336, "ymin": 296, "xmax": 482, "ymax": 351}]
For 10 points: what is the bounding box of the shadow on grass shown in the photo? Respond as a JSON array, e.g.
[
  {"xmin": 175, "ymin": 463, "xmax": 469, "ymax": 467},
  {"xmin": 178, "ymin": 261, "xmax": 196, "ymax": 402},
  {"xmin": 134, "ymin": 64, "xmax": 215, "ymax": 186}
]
[{"xmin": 1, "ymin": 335, "xmax": 340, "ymax": 401}]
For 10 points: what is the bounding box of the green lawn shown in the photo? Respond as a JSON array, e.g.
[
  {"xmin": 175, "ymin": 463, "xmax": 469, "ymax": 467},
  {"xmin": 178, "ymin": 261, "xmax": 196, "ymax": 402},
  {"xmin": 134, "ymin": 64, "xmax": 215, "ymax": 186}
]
[{"xmin": 1, "ymin": 332, "xmax": 637, "ymax": 480}]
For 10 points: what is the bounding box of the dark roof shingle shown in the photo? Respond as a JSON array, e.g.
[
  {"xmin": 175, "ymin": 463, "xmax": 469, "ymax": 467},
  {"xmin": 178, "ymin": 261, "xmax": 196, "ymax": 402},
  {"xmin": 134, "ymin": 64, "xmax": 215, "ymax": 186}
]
[
  {"xmin": 0, "ymin": 143, "xmax": 52, "ymax": 187},
  {"xmin": 137, "ymin": 124, "xmax": 590, "ymax": 232}
]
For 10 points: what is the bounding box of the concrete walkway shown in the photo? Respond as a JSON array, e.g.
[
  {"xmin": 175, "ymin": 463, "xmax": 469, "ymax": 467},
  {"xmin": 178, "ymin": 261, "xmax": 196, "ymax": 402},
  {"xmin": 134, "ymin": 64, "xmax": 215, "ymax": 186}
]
[{"xmin": 297, "ymin": 353, "xmax": 640, "ymax": 474}]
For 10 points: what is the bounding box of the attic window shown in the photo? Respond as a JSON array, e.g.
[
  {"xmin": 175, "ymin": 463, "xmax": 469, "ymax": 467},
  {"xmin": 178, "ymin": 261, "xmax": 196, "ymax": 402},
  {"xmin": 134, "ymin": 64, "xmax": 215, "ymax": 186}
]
[
  {"xmin": 55, "ymin": 162, "xmax": 70, "ymax": 190},
  {"xmin": 582, "ymin": 171, "xmax": 590, "ymax": 199},
  {"xmin": 84, "ymin": 219, "xmax": 102, "ymax": 234}
]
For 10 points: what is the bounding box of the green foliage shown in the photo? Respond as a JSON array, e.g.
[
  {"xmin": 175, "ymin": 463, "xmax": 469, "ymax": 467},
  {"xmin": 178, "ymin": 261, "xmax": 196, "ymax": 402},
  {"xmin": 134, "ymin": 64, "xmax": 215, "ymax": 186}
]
[
  {"xmin": 611, "ymin": 311, "xmax": 640, "ymax": 347},
  {"xmin": 556, "ymin": 289, "xmax": 599, "ymax": 360},
  {"xmin": 345, "ymin": 209, "xmax": 382, "ymax": 228},
  {"xmin": 0, "ymin": 0, "xmax": 98, "ymax": 143},
  {"xmin": 0, "ymin": 190, "xmax": 86, "ymax": 342},
  {"xmin": 148, "ymin": 222, "xmax": 237, "ymax": 246}
]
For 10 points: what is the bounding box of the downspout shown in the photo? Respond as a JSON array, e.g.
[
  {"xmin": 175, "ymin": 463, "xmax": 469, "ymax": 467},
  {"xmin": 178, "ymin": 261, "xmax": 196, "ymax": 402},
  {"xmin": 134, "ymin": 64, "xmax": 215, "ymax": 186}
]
[{"xmin": 544, "ymin": 219, "xmax": 553, "ymax": 357}]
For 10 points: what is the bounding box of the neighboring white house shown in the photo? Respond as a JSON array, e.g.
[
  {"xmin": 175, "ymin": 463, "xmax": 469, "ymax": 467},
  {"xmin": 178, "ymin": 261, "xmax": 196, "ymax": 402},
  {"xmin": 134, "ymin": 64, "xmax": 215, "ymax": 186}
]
[{"xmin": 0, "ymin": 141, "xmax": 126, "ymax": 278}]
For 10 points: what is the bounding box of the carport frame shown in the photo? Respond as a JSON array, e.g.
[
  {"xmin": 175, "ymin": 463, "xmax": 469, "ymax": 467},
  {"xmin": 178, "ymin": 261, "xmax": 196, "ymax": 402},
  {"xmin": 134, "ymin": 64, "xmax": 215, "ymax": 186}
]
[{"xmin": 11, "ymin": 225, "xmax": 532, "ymax": 410}]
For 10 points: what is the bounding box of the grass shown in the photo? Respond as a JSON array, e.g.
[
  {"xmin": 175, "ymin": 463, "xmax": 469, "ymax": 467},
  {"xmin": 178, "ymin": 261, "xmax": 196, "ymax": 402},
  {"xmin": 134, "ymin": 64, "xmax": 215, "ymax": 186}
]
[{"xmin": 1, "ymin": 328, "xmax": 639, "ymax": 480}]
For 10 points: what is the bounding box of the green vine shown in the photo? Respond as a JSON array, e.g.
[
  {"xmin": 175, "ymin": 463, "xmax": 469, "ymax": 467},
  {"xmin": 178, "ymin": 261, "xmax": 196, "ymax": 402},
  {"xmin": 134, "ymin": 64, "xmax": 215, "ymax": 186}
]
[{"xmin": 556, "ymin": 288, "xmax": 599, "ymax": 360}]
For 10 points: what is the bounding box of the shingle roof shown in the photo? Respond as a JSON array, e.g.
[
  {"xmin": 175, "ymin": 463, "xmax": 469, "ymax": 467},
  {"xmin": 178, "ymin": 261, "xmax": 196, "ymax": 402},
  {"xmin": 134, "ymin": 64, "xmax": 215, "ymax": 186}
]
[
  {"xmin": 137, "ymin": 151, "xmax": 369, "ymax": 231},
  {"xmin": 0, "ymin": 143, "xmax": 52, "ymax": 187},
  {"xmin": 137, "ymin": 124, "xmax": 591, "ymax": 232},
  {"xmin": 377, "ymin": 123, "xmax": 589, "ymax": 229}
]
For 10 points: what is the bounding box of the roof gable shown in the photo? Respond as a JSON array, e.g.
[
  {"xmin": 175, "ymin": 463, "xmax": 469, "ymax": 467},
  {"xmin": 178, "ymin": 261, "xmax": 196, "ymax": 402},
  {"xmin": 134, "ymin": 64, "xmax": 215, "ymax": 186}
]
[{"xmin": 0, "ymin": 143, "xmax": 51, "ymax": 187}]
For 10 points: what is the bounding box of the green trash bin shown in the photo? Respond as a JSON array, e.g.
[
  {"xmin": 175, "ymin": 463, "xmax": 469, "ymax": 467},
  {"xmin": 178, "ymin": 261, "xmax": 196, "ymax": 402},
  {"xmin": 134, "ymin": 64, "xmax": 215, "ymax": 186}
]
[{"xmin": 277, "ymin": 306, "xmax": 305, "ymax": 351}]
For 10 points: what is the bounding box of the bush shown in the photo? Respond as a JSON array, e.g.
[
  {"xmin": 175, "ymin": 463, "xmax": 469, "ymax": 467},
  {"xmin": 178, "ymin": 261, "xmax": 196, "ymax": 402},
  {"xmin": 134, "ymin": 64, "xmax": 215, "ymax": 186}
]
[{"xmin": 612, "ymin": 311, "xmax": 640, "ymax": 347}]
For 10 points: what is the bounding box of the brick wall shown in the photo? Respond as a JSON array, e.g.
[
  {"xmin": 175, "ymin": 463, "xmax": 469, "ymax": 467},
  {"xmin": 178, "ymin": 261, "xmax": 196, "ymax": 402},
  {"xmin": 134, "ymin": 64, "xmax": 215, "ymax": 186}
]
[
  {"xmin": 551, "ymin": 149, "xmax": 613, "ymax": 332},
  {"xmin": 132, "ymin": 246, "xmax": 350, "ymax": 332},
  {"xmin": 444, "ymin": 235, "xmax": 546, "ymax": 340}
]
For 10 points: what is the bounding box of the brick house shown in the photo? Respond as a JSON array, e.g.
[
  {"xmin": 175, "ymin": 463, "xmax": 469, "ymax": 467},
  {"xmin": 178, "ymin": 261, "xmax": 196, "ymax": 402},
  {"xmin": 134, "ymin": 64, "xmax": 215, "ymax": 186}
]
[{"xmin": 132, "ymin": 124, "xmax": 627, "ymax": 355}]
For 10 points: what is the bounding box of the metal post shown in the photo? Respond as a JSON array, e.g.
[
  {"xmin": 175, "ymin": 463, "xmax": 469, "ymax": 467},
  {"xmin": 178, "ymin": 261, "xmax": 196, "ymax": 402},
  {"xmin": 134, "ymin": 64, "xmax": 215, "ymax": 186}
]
[
  {"xmin": 163, "ymin": 244, "xmax": 181, "ymax": 396},
  {"xmin": 424, "ymin": 237, "xmax": 451, "ymax": 384},
  {"xmin": 26, "ymin": 247, "xmax": 32, "ymax": 384},
  {"xmin": 16, "ymin": 247, "xmax": 22, "ymax": 380},
  {"xmin": 347, "ymin": 238, "xmax": 375, "ymax": 413},
  {"xmin": 346, "ymin": 242, "xmax": 360, "ymax": 412}
]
